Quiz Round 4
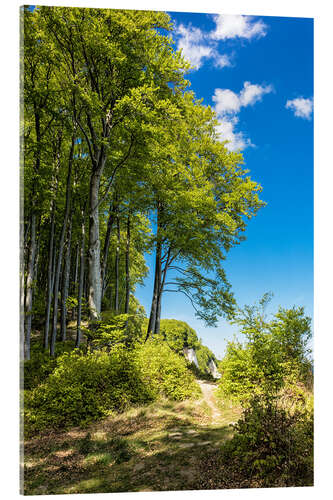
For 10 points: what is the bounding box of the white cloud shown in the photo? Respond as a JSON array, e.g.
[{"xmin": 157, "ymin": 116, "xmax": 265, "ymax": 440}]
[
  {"xmin": 212, "ymin": 82, "xmax": 272, "ymax": 116},
  {"xmin": 175, "ymin": 23, "xmax": 231, "ymax": 70},
  {"xmin": 212, "ymin": 81, "xmax": 273, "ymax": 151},
  {"xmin": 215, "ymin": 117, "xmax": 252, "ymax": 151},
  {"xmin": 212, "ymin": 52, "xmax": 232, "ymax": 69},
  {"xmin": 240, "ymin": 81, "xmax": 273, "ymax": 107},
  {"xmin": 211, "ymin": 14, "xmax": 267, "ymax": 40},
  {"xmin": 285, "ymin": 97, "xmax": 313, "ymax": 119},
  {"xmin": 213, "ymin": 88, "xmax": 241, "ymax": 114},
  {"xmin": 176, "ymin": 24, "xmax": 212, "ymax": 69}
]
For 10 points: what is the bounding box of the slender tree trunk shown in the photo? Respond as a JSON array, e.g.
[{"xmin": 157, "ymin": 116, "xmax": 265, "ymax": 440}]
[
  {"xmin": 114, "ymin": 213, "xmax": 120, "ymax": 312},
  {"xmin": 76, "ymin": 210, "xmax": 85, "ymax": 348},
  {"xmin": 125, "ymin": 215, "xmax": 131, "ymax": 314},
  {"xmin": 154, "ymin": 247, "xmax": 171, "ymax": 335},
  {"xmin": 88, "ymin": 169, "xmax": 102, "ymax": 320},
  {"xmin": 20, "ymin": 217, "xmax": 26, "ymax": 362},
  {"xmin": 153, "ymin": 248, "xmax": 162, "ymax": 335},
  {"xmin": 60, "ymin": 215, "xmax": 72, "ymax": 341},
  {"xmin": 24, "ymin": 212, "xmax": 36, "ymax": 360},
  {"xmin": 33, "ymin": 227, "xmax": 41, "ymax": 285},
  {"xmin": 30, "ymin": 226, "xmax": 41, "ymax": 326},
  {"xmin": 71, "ymin": 244, "xmax": 79, "ymax": 320},
  {"xmin": 146, "ymin": 238, "xmax": 161, "ymax": 341},
  {"xmin": 44, "ymin": 210, "xmax": 55, "ymax": 349},
  {"xmin": 101, "ymin": 199, "xmax": 116, "ymax": 299},
  {"xmin": 50, "ymin": 136, "xmax": 74, "ymax": 356},
  {"xmin": 154, "ymin": 286, "xmax": 162, "ymax": 335}
]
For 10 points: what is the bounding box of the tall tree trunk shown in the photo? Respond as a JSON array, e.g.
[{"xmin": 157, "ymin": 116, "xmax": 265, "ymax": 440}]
[
  {"xmin": 24, "ymin": 212, "xmax": 36, "ymax": 360},
  {"xmin": 76, "ymin": 210, "xmax": 85, "ymax": 348},
  {"xmin": 101, "ymin": 199, "xmax": 116, "ymax": 299},
  {"xmin": 88, "ymin": 169, "xmax": 102, "ymax": 321},
  {"xmin": 71, "ymin": 243, "xmax": 79, "ymax": 320},
  {"xmin": 44, "ymin": 211, "xmax": 55, "ymax": 350},
  {"xmin": 20, "ymin": 217, "xmax": 26, "ymax": 362},
  {"xmin": 125, "ymin": 214, "xmax": 131, "ymax": 314},
  {"xmin": 154, "ymin": 287, "xmax": 162, "ymax": 336},
  {"xmin": 154, "ymin": 247, "xmax": 170, "ymax": 335},
  {"xmin": 146, "ymin": 238, "xmax": 161, "ymax": 341},
  {"xmin": 50, "ymin": 136, "xmax": 74, "ymax": 356},
  {"xmin": 60, "ymin": 215, "xmax": 72, "ymax": 341},
  {"xmin": 114, "ymin": 213, "xmax": 120, "ymax": 312}
]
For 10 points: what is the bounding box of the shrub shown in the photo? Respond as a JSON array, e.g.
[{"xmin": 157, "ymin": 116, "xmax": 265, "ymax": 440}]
[
  {"xmin": 159, "ymin": 319, "xmax": 200, "ymax": 353},
  {"xmin": 217, "ymin": 339, "xmax": 285, "ymax": 403},
  {"xmin": 23, "ymin": 341, "xmax": 82, "ymax": 390},
  {"xmin": 24, "ymin": 339, "xmax": 201, "ymax": 436},
  {"xmin": 24, "ymin": 347, "xmax": 152, "ymax": 435},
  {"xmin": 221, "ymin": 394, "xmax": 313, "ymax": 487},
  {"xmin": 84, "ymin": 312, "xmax": 146, "ymax": 349},
  {"xmin": 136, "ymin": 340, "xmax": 201, "ymax": 401}
]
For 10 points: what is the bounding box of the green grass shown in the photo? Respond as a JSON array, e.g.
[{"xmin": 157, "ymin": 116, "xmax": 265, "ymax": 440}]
[{"xmin": 23, "ymin": 392, "xmax": 240, "ymax": 494}]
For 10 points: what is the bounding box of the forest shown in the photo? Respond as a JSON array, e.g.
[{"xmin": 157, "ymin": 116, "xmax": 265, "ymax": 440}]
[{"xmin": 21, "ymin": 6, "xmax": 313, "ymax": 494}]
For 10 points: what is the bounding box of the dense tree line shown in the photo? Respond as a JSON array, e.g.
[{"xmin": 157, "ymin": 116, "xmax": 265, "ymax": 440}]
[{"xmin": 21, "ymin": 6, "xmax": 264, "ymax": 360}]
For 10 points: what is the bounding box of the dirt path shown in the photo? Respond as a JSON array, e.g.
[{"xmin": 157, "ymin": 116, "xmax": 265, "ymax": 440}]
[
  {"xmin": 196, "ymin": 380, "xmax": 221, "ymax": 424},
  {"xmin": 24, "ymin": 381, "xmax": 242, "ymax": 495}
]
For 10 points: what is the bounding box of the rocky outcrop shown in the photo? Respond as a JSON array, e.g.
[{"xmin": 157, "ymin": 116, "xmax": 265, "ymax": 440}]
[
  {"xmin": 183, "ymin": 347, "xmax": 199, "ymax": 368},
  {"xmin": 207, "ymin": 358, "xmax": 221, "ymax": 379}
]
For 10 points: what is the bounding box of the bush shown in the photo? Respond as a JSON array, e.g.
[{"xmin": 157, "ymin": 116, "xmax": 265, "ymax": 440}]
[
  {"xmin": 85, "ymin": 312, "xmax": 145, "ymax": 349},
  {"xmin": 24, "ymin": 347, "xmax": 152, "ymax": 435},
  {"xmin": 24, "ymin": 339, "xmax": 201, "ymax": 436},
  {"xmin": 137, "ymin": 340, "xmax": 201, "ymax": 401},
  {"xmin": 23, "ymin": 350, "xmax": 57, "ymax": 391},
  {"xmin": 186, "ymin": 360, "xmax": 215, "ymax": 381},
  {"xmin": 23, "ymin": 341, "xmax": 82, "ymax": 390},
  {"xmin": 221, "ymin": 394, "xmax": 313, "ymax": 487},
  {"xmin": 217, "ymin": 339, "xmax": 285, "ymax": 403},
  {"xmin": 159, "ymin": 319, "xmax": 199, "ymax": 353}
]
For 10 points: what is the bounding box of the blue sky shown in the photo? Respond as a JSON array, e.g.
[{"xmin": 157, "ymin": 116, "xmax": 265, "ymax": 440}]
[{"xmin": 136, "ymin": 12, "xmax": 313, "ymax": 358}]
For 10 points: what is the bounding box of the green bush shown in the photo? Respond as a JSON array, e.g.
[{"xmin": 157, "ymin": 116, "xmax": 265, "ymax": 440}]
[
  {"xmin": 217, "ymin": 297, "xmax": 313, "ymax": 403},
  {"xmin": 85, "ymin": 312, "xmax": 145, "ymax": 349},
  {"xmin": 23, "ymin": 350, "xmax": 57, "ymax": 391},
  {"xmin": 217, "ymin": 339, "xmax": 285, "ymax": 403},
  {"xmin": 221, "ymin": 394, "xmax": 313, "ymax": 487},
  {"xmin": 23, "ymin": 341, "xmax": 82, "ymax": 390},
  {"xmin": 137, "ymin": 340, "xmax": 201, "ymax": 401},
  {"xmin": 159, "ymin": 319, "xmax": 200, "ymax": 353},
  {"xmin": 24, "ymin": 339, "xmax": 201, "ymax": 436},
  {"xmin": 158, "ymin": 319, "xmax": 219, "ymax": 379},
  {"xmin": 196, "ymin": 343, "xmax": 219, "ymax": 377},
  {"xmin": 24, "ymin": 347, "xmax": 152, "ymax": 435}
]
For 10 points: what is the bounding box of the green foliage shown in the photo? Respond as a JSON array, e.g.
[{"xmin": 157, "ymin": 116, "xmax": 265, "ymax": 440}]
[
  {"xmin": 137, "ymin": 340, "xmax": 201, "ymax": 401},
  {"xmin": 221, "ymin": 394, "xmax": 313, "ymax": 487},
  {"xmin": 24, "ymin": 336, "xmax": 201, "ymax": 436},
  {"xmin": 84, "ymin": 312, "xmax": 145, "ymax": 349},
  {"xmin": 157, "ymin": 319, "xmax": 219, "ymax": 379},
  {"xmin": 196, "ymin": 343, "xmax": 219, "ymax": 376},
  {"xmin": 23, "ymin": 341, "xmax": 84, "ymax": 390},
  {"xmin": 24, "ymin": 347, "xmax": 152, "ymax": 435},
  {"xmin": 218, "ymin": 295, "xmax": 313, "ymax": 403},
  {"xmin": 217, "ymin": 338, "xmax": 285, "ymax": 402},
  {"xmin": 23, "ymin": 348, "xmax": 57, "ymax": 391},
  {"xmin": 159, "ymin": 319, "xmax": 199, "ymax": 353}
]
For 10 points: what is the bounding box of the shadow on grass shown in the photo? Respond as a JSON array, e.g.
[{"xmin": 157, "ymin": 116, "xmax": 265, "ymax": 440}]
[{"xmin": 23, "ymin": 407, "xmax": 233, "ymax": 495}]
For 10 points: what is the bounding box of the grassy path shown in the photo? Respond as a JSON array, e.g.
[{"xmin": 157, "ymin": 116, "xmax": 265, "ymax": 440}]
[{"xmin": 23, "ymin": 381, "xmax": 241, "ymax": 494}]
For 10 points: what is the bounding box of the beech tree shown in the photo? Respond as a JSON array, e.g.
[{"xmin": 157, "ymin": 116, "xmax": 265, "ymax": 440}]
[
  {"xmin": 40, "ymin": 6, "xmax": 190, "ymax": 322},
  {"xmin": 22, "ymin": 6, "xmax": 264, "ymax": 358},
  {"xmin": 144, "ymin": 92, "xmax": 264, "ymax": 338}
]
